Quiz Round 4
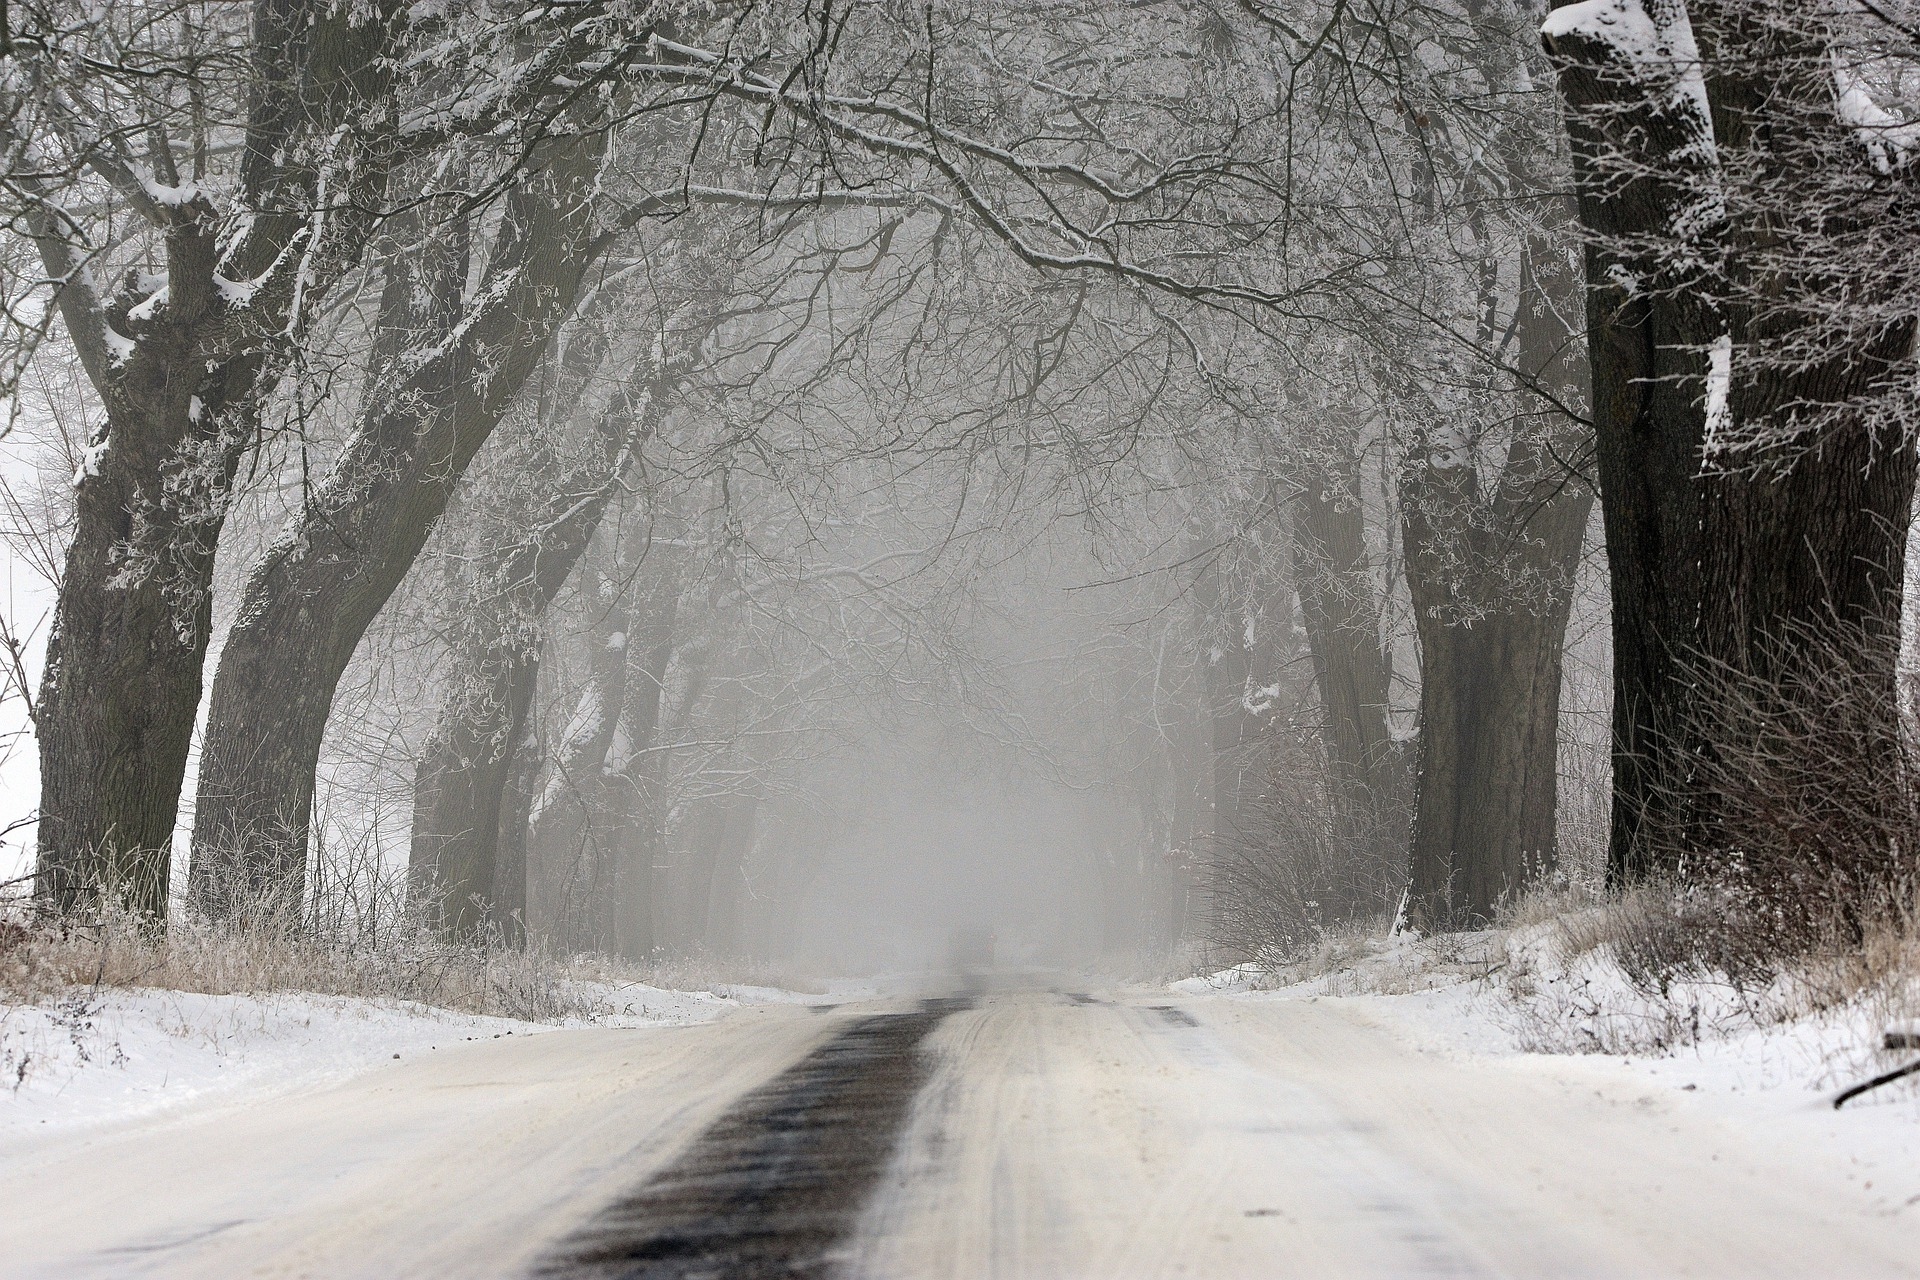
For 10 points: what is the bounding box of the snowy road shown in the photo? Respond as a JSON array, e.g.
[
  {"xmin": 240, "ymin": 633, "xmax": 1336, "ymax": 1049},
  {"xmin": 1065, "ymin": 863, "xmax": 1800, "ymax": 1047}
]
[{"xmin": 1, "ymin": 981, "xmax": 1915, "ymax": 1278}]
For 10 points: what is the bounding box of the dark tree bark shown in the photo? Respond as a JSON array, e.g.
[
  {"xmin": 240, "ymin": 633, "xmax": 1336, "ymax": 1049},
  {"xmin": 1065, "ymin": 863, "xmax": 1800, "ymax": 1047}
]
[
  {"xmin": 1133, "ymin": 677, "xmax": 1208, "ymax": 950},
  {"xmin": 523, "ymin": 540, "xmax": 683, "ymax": 956},
  {"xmin": 31, "ymin": 291, "xmax": 252, "ymax": 919},
  {"xmin": 1402, "ymin": 482, "xmax": 1590, "ymax": 925},
  {"xmin": 1292, "ymin": 438, "xmax": 1407, "ymax": 903},
  {"xmin": 491, "ymin": 676, "xmax": 543, "ymax": 947},
  {"xmin": 1546, "ymin": 3, "xmax": 1915, "ymax": 887},
  {"xmin": 609, "ymin": 578, "xmax": 683, "ymax": 960},
  {"xmin": 410, "ymin": 651, "xmax": 541, "ymax": 939},
  {"xmin": 1689, "ymin": 4, "xmax": 1916, "ymax": 699},
  {"xmin": 675, "ymin": 796, "xmax": 727, "ymax": 955},
  {"xmin": 189, "ymin": 133, "xmax": 608, "ymax": 913},
  {"xmin": 29, "ymin": 1, "xmax": 397, "ymax": 917},
  {"xmin": 528, "ymin": 556, "xmax": 633, "ymax": 953},
  {"xmin": 736, "ymin": 811, "xmax": 823, "ymax": 964},
  {"xmin": 700, "ymin": 792, "xmax": 761, "ymax": 957},
  {"xmin": 1402, "ymin": 242, "xmax": 1595, "ymax": 929},
  {"xmin": 1677, "ymin": 7, "xmax": 1918, "ymax": 912},
  {"xmin": 408, "ymin": 357, "xmax": 671, "ymax": 940},
  {"xmin": 661, "ymin": 672, "xmax": 750, "ymax": 955},
  {"xmin": 1545, "ymin": 7, "xmax": 1721, "ymax": 882}
]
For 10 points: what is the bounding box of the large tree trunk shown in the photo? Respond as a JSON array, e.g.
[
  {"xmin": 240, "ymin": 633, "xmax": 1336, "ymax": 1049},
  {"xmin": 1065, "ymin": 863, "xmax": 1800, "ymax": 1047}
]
[
  {"xmin": 609, "ymin": 577, "xmax": 683, "ymax": 960},
  {"xmin": 33, "ymin": 372, "xmax": 251, "ymax": 918},
  {"xmin": 1548, "ymin": 7, "xmax": 1719, "ymax": 883},
  {"xmin": 491, "ymin": 679, "xmax": 543, "ymax": 947},
  {"xmin": 661, "ymin": 672, "xmax": 749, "ymax": 956},
  {"xmin": 1292, "ymin": 438, "xmax": 1407, "ymax": 911},
  {"xmin": 1134, "ymin": 672, "xmax": 1208, "ymax": 952},
  {"xmin": 674, "ymin": 797, "xmax": 728, "ymax": 956},
  {"xmin": 1402, "ymin": 238, "xmax": 1596, "ymax": 929},
  {"xmin": 700, "ymin": 793, "xmax": 761, "ymax": 958},
  {"xmin": 1688, "ymin": 3, "xmax": 1916, "ymax": 694},
  {"xmin": 522, "ymin": 541, "xmax": 683, "ymax": 955},
  {"xmin": 1546, "ymin": 2, "xmax": 1915, "ymax": 887},
  {"xmin": 530, "ymin": 571, "xmax": 634, "ymax": 954},
  {"xmin": 409, "ymin": 651, "xmax": 540, "ymax": 938},
  {"xmin": 1403, "ymin": 484, "xmax": 1590, "ymax": 925},
  {"xmin": 408, "ymin": 359, "xmax": 669, "ymax": 940},
  {"xmin": 1132, "ymin": 618, "xmax": 1210, "ymax": 950},
  {"xmin": 1193, "ymin": 536, "xmax": 1268, "ymax": 940},
  {"xmin": 29, "ymin": 3, "xmax": 394, "ymax": 917},
  {"xmin": 188, "ymin": 134, "xmax": 606, "ymax": 914},
  {"xmin": 1682, "ymin": 4, "xmax": 1917, "ymax": 908}
]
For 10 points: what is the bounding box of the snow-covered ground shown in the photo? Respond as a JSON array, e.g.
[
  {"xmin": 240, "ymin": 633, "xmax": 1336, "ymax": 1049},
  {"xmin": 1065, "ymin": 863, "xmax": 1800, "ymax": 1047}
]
[
  {"xmin": 2, "ymin": 974, "xmax": 1915, "ymax": 1276},
  {"xmin": 0, "ymin": 978, "xmax": 843, "ymax": 1154},
  {"xmin": 1175, "ymin": 930, "xmax": 1920, "ymax": 1216}
]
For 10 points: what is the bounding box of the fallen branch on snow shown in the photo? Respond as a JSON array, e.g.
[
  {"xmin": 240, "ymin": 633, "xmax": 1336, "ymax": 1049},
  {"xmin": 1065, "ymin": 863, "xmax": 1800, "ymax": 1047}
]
[{"xmin": 1832, "ymin": 1058, "xmax": 1920, "ymax": 1109}]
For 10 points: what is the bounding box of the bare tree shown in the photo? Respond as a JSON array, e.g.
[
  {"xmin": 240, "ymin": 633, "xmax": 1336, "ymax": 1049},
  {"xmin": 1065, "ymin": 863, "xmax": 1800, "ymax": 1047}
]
[
  {"xmin": 407, "ymin": 333, "xmax": 695, "ymax": 942},
  {"xmin": 188, "ymin": 127, "xmax": 614, "ymax": 912},
  {"xmin": 1545, "ymin": 0, "xmax": 1919, "ymax": 898},
  {"xmin": 8, "ymin": 0, "xmax": 395, "ymax": 914}
]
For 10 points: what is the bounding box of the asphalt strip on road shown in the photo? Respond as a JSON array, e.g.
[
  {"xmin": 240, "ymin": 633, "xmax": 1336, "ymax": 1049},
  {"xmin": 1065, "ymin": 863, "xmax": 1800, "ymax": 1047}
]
[{"xmin": 533, "ymin": 996, "xmax": 972, "ymax": 1280}]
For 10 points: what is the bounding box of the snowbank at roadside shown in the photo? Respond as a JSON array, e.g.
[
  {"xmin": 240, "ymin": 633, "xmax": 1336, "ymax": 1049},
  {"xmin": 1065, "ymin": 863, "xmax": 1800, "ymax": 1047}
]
[
  {"xmin": 0, "ymin": 978, "xmax": 826, "ymax": 1151},
  {"xmin": 1178, "ymin": 928, "xmax": 1920, "ymax": 1214},
  {"xmin": 1169, "ymin": 964, "xmax": 1264, "ymax": 995}
]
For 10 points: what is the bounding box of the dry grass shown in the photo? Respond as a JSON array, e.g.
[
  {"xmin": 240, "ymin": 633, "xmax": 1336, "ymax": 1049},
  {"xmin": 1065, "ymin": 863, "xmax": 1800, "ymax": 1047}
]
[
  {"xmin": 1208, "ymin": 721, "xmax": 1411, "ymax": 968},
  {"xmin": 1650, "ymin": 619, "xmax": 1920, "ymax": 954},
  {"xmin": 1310, "ymin": 929, "xmax": 1507, "ymax": 997},
  {"xmin": 1196, "ymin": 871, "xmax": 1920, "ymax": 1062},
  {"xmin": 1488, "ymin": 879, "xmax": 1920, "ymax": 1055},
  {"xmin": 1462, "ymin": 616, "xmax": 1920, "ymax": 1055},
  {"xmin": 1202, "ymin": 912, "xmax": 1505, "ymax": 998},
  {"xmin": 0, "ymin": 882, "xmax": 829, "ymax": 1021},
  {"xmin": 1079, "ymin": 941, "xmax": 1209, "ymax": 988},
  {"xmin": 0, "ymin": 897, "xmax": 602, "ymax": 1022}
]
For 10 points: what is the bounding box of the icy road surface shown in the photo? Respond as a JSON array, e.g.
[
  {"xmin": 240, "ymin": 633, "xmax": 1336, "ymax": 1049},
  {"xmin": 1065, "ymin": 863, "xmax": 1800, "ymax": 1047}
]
[{"xmin": 0, "ymin": 981, "xmax": 1914, "ymax": 1279}]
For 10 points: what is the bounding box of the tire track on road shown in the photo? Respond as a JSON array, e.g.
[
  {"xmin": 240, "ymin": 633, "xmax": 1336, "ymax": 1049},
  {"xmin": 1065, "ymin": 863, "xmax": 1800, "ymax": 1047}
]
[{"xmin": 534, "ymin": 997, "xmax": 968, "ymax": 1279}]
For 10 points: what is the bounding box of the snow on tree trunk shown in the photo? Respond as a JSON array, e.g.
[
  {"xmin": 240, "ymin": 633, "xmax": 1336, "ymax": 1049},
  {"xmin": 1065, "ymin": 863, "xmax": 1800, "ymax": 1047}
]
[
  {"xmin": 1548, "ymin": 0, "xmax": 1919, "ymax": 896},
  {"xmin": 28, "ymin": 4, "xmax": 396, "ymax": 919},
  {"xmin": 188, "ymin": 133, "xmax": 607, "ymax": 916}
]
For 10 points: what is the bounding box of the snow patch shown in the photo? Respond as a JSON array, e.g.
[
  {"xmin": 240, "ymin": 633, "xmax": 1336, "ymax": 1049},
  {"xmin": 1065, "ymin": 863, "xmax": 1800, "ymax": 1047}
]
[
  {"xmin": 1170, "ymin": 964, "xmax": 1264, "ymax": 995},
  {"xmin": 0, "ymin": 979, "xmax": 824, "ymax": 1153},
  {"xmin": 1833, "ymin": 55, "xmax": 1920, "ymax": 173},
  {"xmin": 1179, "ymin": 922, "xmax": 1920, "ymax": 1213},
  {"xmin": 0, "ymin": 990, "xmax": 544, "ymax": 1152},
  {"xmin": 101, "ymin": 325, "xmax": 135, "ymax": 366},
  {"xmin": 1542, "ymin": 0, "xmax": 1721, "ymax": 241},
  {"xmin": 1703, "ymin": 332, "xmax": 1733, "ymax": 453},
  {"xmin": 214, "ymin": 273, "xmax": 261, "ymax": 307},
  {"xmin": 127, "ymin": 283, "xmax": 169, "ymax": 322},
  {"xmin": 708, "ymin": 983, "xmax": 829, "ymax": 1004},
  {"xmin": 1426, "ymin": 423, "xmax": 1472, "ymax": 470},
  {"xmin": 559, "ymin": 685, "xmax": 604, "ymax": 753},
  {"xmin": 1241, "ymin": 683, "xmax": 1282, "ymax": 717},
  {"xmin": 70, "ymin": 424, "xmax": 110, "ymax": 488},
  {"xmin": 137, "ymin": 173, "xmax": 200, "ymax": 207},
  {"xmin": 1541, "ymin": 0, "xmax": 1709, "ymax": 123}
]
